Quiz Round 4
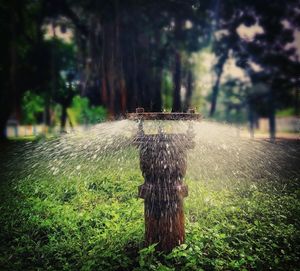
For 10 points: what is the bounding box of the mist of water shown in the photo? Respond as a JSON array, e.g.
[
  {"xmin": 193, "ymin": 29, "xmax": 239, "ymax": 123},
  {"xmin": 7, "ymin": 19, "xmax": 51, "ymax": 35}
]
[
  {"xmin": 188, "ymin": 121, "xmax": 300, "ymax": 184},
  {"xmin": 4, "ymin": 119, "xmax": 300, "ymax": 189}
]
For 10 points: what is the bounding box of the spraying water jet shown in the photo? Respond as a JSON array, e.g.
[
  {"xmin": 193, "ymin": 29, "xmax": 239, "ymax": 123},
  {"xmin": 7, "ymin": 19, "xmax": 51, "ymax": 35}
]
[{"xmin": 127, "ymin": 108, "xmax": 201, "ymax": 252}]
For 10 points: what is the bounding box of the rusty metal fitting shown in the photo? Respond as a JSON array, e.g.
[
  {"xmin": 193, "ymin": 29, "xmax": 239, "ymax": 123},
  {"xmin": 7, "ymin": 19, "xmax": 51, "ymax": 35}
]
[{"xmin": 127, "ymin": 112, "xmax": 201, "ymax": 121}]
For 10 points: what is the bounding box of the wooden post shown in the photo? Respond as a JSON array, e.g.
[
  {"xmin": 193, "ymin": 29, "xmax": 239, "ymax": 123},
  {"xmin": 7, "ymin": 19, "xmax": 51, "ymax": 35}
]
[
  {"xmin": 130, "ymin": 108, "xmax": 199, "ymax": 252},
  {"xmin": 137, "ymin": 134, "xmax": 193, "ymax": 252}
]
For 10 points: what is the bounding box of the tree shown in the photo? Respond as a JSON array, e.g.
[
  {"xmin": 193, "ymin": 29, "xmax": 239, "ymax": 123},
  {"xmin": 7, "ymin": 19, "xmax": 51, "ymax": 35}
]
[
  {"xmin": 43, "ymin": 0, "xmax": 212, "ymax": 114},
  {"xmin": 21, "ymin": 91, "xmax": 45, "ymax": 125},
  {"xmin": 208, "ymin": 0, "xmax": 257, "ymax": 117},
  {"xmin": 208, "ymin": 0, "xmax": 300, "ymax": 140},
  {"xmin": 241, "ymin": 0, "xmax": 300, "ymax": 140},
  {"xmin": 47, "ymin": 38, "xmax": 78, "ymax": 132},
  {"xmin": 0, "ymin": 0, "xmax": 47, "ymax": 140}
]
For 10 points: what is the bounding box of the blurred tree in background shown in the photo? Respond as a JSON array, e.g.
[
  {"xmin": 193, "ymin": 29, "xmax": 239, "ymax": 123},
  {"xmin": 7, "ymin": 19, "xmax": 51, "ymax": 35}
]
[
  {"xmin": 0, "ymin": 0, "xmax": 46, "ymax": 139},
  {"xmin": 69, "ymin": 95, "xmax": 107, "ymax": 125},
  {"xmin": 0, "ymin": 0, "xmax": 299, "ymax": 139},
  {"xmin": 21, "ymin": 91, "xmax": 45, "ymax": 125}
]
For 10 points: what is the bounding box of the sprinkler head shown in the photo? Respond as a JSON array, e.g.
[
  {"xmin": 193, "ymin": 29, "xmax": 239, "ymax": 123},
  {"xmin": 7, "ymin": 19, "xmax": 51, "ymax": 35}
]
[
  {"xmin": 127, "ymin": 108, "xmax": 201, "ymax": 252},
  {"xmin": 127, "ymin": 107, "xmax": 201, "ymax": 121}
]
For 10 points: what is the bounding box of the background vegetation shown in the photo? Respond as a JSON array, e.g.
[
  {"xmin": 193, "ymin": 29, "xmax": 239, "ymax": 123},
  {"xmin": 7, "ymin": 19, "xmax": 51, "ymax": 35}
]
[{"xmin": 1, "ymin": 0, "xmax": 300, "ymax": 139}]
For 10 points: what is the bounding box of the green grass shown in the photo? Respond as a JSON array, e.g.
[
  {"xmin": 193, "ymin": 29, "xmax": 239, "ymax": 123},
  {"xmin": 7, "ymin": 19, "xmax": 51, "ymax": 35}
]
[
  {"xmin": 0, "ymin": 143, "xmax": 299, "ymax": 270},
  {"xmin": 276, "ymin": 107, "xmax": 297, "ymax": 117}
]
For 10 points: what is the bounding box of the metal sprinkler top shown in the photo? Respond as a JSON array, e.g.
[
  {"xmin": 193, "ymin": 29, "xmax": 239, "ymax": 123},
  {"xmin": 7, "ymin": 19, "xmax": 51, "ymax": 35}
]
[{"xmin": 127, "ymin": 107, "xmax": 202, "ymax": 121}]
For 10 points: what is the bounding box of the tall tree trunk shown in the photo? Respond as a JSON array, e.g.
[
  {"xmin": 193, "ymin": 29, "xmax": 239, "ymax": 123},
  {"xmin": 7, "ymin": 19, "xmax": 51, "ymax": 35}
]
[
  {"xmin": 129, "ymin": 38, "xmax": 139, "ymax": 110},
  {"xmin": 172, "ymin": 16, "xmax": 183, "ymax": 113},
  {"xmin": 115, "ymin": 1, "xmax": 127, "ymax": 115},
  {"xmin": 10, "ymin": 10, "xmax": 19, "ymax": 122},
  {"xmin": 101, "ymin": 22, "xmax": 108, "ymax": 107},
  {"xmin": 151, "ymin": 29, "xmax": 162, "ymax": 112},
  {"xmin": 102, "ymin": 8, "xmax": 127, "ymax": 118},
  {"xmin": 103, "ymin": 22, "xmax": 116, "ymax": 118},
  {"xmin": 60, "ymin": 104, "xmax": 67, "ymax": 133},
  {"xmin": 153, "ymin": 67, "xmax": 162, "ymax": 112},
  {"xmin": 248, "ymin": 103, "xmax": 255, "ymax": 139},
  {"xmin": 0, "ymin": 1, "xmax": 19, "ymax": 140},
  {"xmin": 184, "ymin": 70, "xmax": 193, "ymax": 112},
  {"xmin": 295, "ymin": 87, "xmax": 299, "ymax": 116},
  {"xmin": 0, "ymin": 110, "xmax": 10, "ymax": 141},
  {"xmin": 209, "ymin": 73, "xmax": 221, "ymax": 117},
  {"xmin": 47, "ymin": 20, "xmax": 57, "ymax": 131},
  {"xmin": 268, "ymin": 88, "xmax": 276, "ymax": 142},
  {"xmin": 44, "ymin": 97, "xmax": 52, "ymax": 126},
  {"xmin": 132, "ymin": 37, "xmax": 139, "ymax": 110},
  {"xmin": 172, "ymin": 51, "xmax": 182, "ymax": 112},
  {"xmin": 139, "ymin": 31, "xmax": 152, "ymax": 111},
  {"xmin": 209, "ymin": 51, "xmax": 228, "ymax": 117}
]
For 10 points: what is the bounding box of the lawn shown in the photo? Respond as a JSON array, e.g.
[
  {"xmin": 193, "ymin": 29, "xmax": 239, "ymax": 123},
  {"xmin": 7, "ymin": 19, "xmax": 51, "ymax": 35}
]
[{"xmin": 0, "ymin": 140, "xmax": 299, "ymax": 271}]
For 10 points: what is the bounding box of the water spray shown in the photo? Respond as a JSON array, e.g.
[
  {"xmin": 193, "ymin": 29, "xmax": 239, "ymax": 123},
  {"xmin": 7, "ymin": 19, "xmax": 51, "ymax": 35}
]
[{"xmin": 127, "ymin": 108, "xmax": 201, "ymax": 252}]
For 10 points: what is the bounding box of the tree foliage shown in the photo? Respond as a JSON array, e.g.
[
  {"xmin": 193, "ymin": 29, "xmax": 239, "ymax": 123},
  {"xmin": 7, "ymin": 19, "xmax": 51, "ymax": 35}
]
[{"xmin": 0, "ymin": 0, "xmax": 299, "ymax": 139}]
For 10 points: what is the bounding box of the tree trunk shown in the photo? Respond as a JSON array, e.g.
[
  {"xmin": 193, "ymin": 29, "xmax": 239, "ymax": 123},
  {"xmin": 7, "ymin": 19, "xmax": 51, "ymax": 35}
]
[
  {"xmin": 132, "ymin": 36, "xmax": 139, "ymax": 110},
  {"xmin": 10, "ymin": 1, "xmax": 20, "ymax": 119},
  {"xmin": 152, "ymin": 30, "xmax": 163, "ymax": 112},
  {"xmin": 60, "ymin": 104, "xmax": 68, "ymax": 133},
  {"xmin": 248, "ymin": 103, "xmax": 255, "ymax": 139},
  {"xmin": 0, "ymin": 110, "xmax": 10, "ymax": 141},
  {"xmin": 115, "ymin": 2, "xmax": 127, "ymax": 115},
  {"xmin": 104, "ymin": 22, "xmax": 116, "ymax": 118},
  {"xmin": 153, "ymin": 67, "xmax": 162, "ymax": 112},
  {"xmin": 268, "ymin": 89, "xmax": 276, "ymax": 142},
  {"xmin": 101, "ymin": 22, "xmax": 108, "ymax": 107},
  {"xmin": 184, "ymin": 70, "xmax": 193, "ymax": 112},
  {"xmin": 172, "ymin": 51, "xmax": 182, "ymax": 112},
  {"xmin": 295, "ymin": 87, "xmax": 299, "ymax": 116},
  {"xmin": 209, "ymin": 51, "xmax": 228, "ymax": 117},
  {"xmin": 209, "ymin": 75, "xmax": 221, "ymax": 117},
  {"xmin": 0, "ymin": 1, "xmax": 19, "ymax": 140},
  {"xmin": 101, "ymin": 9, "xmax": 128, "ymax": 118}
]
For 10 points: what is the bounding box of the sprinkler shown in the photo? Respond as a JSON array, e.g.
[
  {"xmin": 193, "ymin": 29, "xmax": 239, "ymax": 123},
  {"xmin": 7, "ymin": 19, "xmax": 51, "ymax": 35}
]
[{"xmin": 127, "ymin": 108, "xmax": 201, "ymax": 252}]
